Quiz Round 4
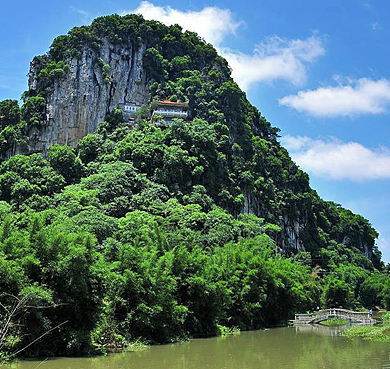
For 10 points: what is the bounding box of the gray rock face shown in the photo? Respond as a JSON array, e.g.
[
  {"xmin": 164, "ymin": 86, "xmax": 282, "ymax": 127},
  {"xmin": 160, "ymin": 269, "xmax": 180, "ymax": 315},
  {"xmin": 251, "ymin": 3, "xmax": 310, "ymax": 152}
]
[
  {"xmin": 242, "ymin": 191, "xmax": 305, "ymax": 253},
  {"xmin": 27, "ymin": 39, "xmax": 151, "ymax": 153},
  {"xmin": 279, "ymin": 215, "xmax": 305, "ymax": 252}
]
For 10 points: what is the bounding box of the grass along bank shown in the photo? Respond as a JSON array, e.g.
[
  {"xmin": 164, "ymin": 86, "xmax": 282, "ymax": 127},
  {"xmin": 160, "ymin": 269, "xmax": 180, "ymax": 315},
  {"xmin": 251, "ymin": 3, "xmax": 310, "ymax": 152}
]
[
  {"xmin": 343, "ymin": 313, "xmax": 390, "ymax": 341},
  {"xmin": 319, "ymin": 318, "xmax": 349, "ymax": 326}
]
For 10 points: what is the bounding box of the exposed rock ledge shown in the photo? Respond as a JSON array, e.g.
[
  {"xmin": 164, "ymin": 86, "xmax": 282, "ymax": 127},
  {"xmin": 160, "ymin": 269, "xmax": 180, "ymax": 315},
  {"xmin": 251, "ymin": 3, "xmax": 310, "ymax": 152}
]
[{"xmin": 27, "ymin": 39, "xmax": 151, "ymax": 154}]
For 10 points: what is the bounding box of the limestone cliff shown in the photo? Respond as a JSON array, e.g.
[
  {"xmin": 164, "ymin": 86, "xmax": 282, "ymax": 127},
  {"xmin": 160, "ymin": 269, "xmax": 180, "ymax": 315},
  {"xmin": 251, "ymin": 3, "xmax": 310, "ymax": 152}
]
[{"xmin": 27, "ymin": 39, "xmax": 150, "ymax": 153}]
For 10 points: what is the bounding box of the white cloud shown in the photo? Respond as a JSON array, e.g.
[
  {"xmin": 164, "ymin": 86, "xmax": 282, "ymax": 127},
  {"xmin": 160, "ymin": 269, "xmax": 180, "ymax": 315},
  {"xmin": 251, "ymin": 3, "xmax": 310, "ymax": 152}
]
[
  {"xmin": 123, "ymin": 2, "xmax": 325, "ymax": 91},
  {"xmin": 378, "ymin": 236, "xmax": 390, "ymax": 251},
  {"xmin": 70, "ymin": 6, "xmax": 88, "ymax": 16},
  {"xmin": 124, "ymin": 1, "xmax": 241, "ymax": 47},
  {"xmin": 279, "ymin": 78, "xmax": 390, "ymax": 117},
  {"xmin": 222, "ymin": 35, "xmax": 324, "ymax": 90},
  {"xmin": 69, "ymin": 6, "xmax": 93, "ymax": 23},
  {"xmin": 372, "ymin": 22, "xmax": 382, "ymax": 31},
  {"xmin": 281, "ymin": 135, "xmax": 390, "ymax": 181},
  {"xmin": 279, "ymin": 135, "xmax": 312, "ymax": 151},
  {"xmin": 377, "ymin": 236, "xmax": 390, "ymax": 263}
]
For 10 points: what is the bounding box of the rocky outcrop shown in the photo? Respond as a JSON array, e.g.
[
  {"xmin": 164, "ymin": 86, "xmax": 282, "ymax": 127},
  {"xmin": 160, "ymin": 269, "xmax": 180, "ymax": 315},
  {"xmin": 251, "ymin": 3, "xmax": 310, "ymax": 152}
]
[
  {"xmin": 278, "ymin": 215, "xmax": 305, "ymax": 252},
  {"xmin": 27, "ymin": 39, "xmax": 151, "ymax": 153},
  {"xmin": 242, "ymin": 191, "xmax": 306, "ymax": 253}
]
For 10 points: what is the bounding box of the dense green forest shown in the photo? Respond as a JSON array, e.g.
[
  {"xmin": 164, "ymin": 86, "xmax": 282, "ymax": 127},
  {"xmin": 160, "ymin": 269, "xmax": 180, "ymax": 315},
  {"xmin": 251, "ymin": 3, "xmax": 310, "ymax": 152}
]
[{"xmin": 0, "ymin": 14, "xmax": 389, "ymax": 359}]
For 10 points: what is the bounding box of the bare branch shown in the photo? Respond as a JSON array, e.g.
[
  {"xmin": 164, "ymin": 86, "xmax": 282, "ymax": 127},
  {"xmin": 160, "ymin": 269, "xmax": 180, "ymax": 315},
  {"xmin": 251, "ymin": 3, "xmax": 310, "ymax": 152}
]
[
  {"xmin": 34, "ymin": 357, "xmax": 49, "ymax": 369},
  {"xmin": 0, "ymin": 301, "xmax": 11, "ymax": 315},
  {"xmin": 11, "ymin": 320, "xmax": 68, "ymax": 358},
  {"xmin": 0, "ymin": 292, "xmax": 66, "ymax": 359}
]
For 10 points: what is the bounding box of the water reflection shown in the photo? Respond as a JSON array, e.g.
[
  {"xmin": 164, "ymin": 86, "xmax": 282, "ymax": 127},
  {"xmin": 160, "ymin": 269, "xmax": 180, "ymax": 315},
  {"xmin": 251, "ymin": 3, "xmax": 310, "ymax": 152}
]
[
  {"xmin": 294, "ymin": 323, "xmax": 350, "ymax": 336},
  {"xmin": 6, "ymin": 328, "xmax": 390, "ymax": 369}
]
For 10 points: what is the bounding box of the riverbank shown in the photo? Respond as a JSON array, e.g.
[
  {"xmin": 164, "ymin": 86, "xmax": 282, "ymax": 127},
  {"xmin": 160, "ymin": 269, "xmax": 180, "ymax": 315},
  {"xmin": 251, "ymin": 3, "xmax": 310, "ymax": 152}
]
[
  {"xmin": 94, "ymin": 325, "xmax": 240, "ymax": 356},
  {"xmin": 343, "ymin": 312, "xmax": 390, "ymax": 341}
]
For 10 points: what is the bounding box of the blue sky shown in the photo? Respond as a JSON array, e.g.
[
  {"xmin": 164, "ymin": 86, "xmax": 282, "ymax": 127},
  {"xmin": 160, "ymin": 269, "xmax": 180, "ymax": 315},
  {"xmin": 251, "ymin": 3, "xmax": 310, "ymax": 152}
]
[{"xmin": 1, "ymin": 1, "xmax": 389, "ymax": 262}]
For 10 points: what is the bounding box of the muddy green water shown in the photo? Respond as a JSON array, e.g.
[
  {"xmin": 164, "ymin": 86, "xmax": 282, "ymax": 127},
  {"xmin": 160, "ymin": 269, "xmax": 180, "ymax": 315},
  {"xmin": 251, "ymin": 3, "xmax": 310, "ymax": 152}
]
[{"xmin": 5, "ymin": 325, "xmax": 390, "ymax": 369}]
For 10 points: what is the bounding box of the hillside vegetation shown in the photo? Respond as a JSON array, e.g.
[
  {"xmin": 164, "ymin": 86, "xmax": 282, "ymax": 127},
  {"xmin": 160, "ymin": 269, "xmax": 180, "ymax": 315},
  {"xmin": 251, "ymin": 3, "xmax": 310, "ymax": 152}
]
[{"xmin": 0, "ymin": 14, "xmax": 388, "ymax": 358}]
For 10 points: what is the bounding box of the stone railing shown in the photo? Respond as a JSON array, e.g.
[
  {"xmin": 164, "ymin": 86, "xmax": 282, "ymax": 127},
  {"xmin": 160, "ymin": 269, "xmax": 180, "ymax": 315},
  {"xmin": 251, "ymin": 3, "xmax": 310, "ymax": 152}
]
[
  {"xmin": 292, "ymin": 308, "xmax": 375, "ymax": 325},
  {"xmin": 153, "ymin": 110, "xmax": 188, "ymax": 117}
]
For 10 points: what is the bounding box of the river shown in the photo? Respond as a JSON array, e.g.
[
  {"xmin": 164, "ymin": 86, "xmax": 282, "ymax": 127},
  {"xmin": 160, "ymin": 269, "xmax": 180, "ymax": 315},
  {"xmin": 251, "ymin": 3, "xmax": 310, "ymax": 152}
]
[{"xmin": 5, "ymin": 325, "xmax": 390, "ymax": 369}]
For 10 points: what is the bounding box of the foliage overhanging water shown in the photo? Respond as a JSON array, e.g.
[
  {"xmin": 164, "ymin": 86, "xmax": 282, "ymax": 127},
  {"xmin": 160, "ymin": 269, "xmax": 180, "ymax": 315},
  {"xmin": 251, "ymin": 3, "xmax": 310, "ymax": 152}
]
[{"xmin": 5, "ymin": 326, "xmax": 390, "ymax": 369}]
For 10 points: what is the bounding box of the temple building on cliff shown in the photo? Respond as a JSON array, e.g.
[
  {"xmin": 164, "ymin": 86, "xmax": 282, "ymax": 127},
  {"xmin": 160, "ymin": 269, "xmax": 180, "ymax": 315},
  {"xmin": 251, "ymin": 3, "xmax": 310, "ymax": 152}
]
[{"xmin": 151, "ymin": 100, "xmax": 189, "ymax": 124}]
